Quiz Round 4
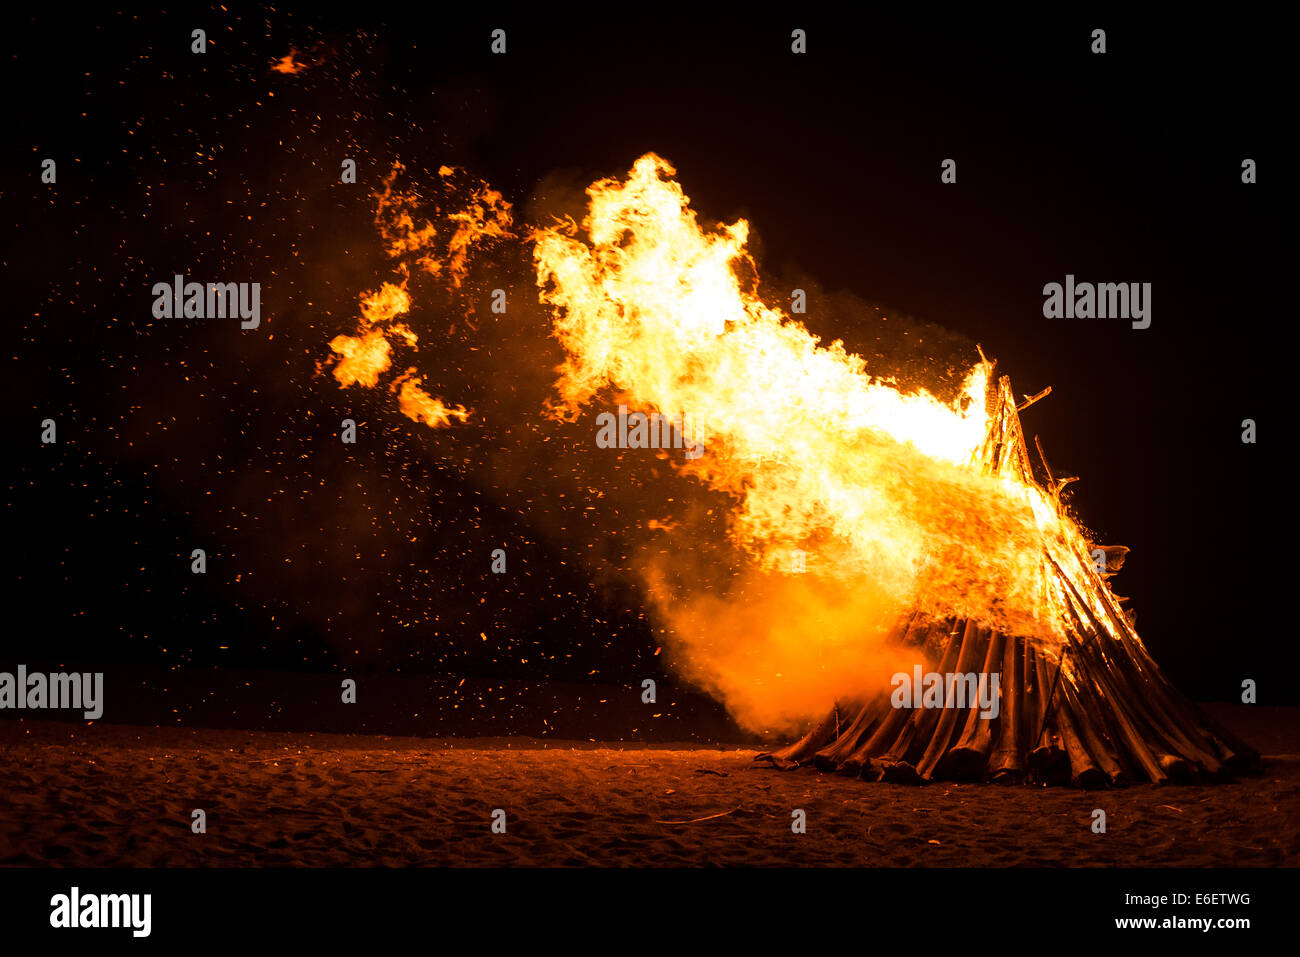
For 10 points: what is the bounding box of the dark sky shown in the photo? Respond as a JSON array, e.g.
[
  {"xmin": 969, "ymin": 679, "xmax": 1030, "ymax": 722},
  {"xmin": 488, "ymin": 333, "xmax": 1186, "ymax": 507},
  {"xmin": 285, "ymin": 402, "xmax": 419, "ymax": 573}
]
[{"xmin": 3, "ymin": 9, "xmax": 1291, "ymax": 704}]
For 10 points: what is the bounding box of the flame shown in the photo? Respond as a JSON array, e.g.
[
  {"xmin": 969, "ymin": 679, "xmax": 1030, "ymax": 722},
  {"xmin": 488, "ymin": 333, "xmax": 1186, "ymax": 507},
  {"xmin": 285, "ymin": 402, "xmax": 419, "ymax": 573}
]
[
  {"xmin": 532, "ymin": 153, "xmax": 1103, "ymax": 731},
  {"xmin": 394, "ymin": 370, "xmax": 470, "ymax": 428},
  {"xmin": 271, "ymin": 50, "xmax": 307, "ymax": 75},
  {"xmin": 373, "ymin": 162, "xmax": 514, "ymax": 287},
  {"xmin": 329, "ymin": 327, "xmax": 392, "ymax": 389},
  {"xmin": 443, "ymin": 184, "xmax": 514, "ymax": 288},
  {"xmin": 324, "ymin": 162, "xmax": 513, "ymax": 429},
  {"xmin": 319, "ymin": 150, "xmax": 1138, "ymax": 735},
  {"xmin": 374, "ymin": 164, "xmax": 440, "ymax": 258},
  {"xmin": 328, "ymin": 277, "xmax": 414, "ymax": 389}
]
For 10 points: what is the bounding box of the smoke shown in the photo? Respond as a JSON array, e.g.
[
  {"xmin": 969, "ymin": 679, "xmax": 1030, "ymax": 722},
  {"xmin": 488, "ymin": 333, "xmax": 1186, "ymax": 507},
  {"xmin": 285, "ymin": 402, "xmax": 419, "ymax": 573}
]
[{"xmin": 640, "ymin": 557, "xmax": 926, "ymax": 735}]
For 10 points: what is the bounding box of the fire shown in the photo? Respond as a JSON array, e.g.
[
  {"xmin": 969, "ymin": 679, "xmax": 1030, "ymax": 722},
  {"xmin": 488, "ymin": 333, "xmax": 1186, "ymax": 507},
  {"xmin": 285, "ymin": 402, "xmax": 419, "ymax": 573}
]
[
  {"xmin": 328, "ymin": 327, "xmax": 392, "ymax": 389},
  {"xmin": 374, "ymin": 164, "xmax": 440, "ymax": 259},
  {"xmin": 328, "ymin": 278, "xmax": 414, "ymax": 388},
  {"xmin": 532, "ymin": 153, "xmax": 1105, "ymax": 731},
  {"xmin": 324, "ymin": 163, "xmax": 514, "ymax": 428},
  {"xmin": 321, "ymin": 150, "xmax": 1134, "ymax": 735},
  {"xmin": 393, "ymin": 371, "xmax": 470, "ymax": 429},
  {"xmin": 443, "ymin": 183, "xmax": 514, "ymax": 288},
  {"xmin": 270, "ymin": 50, "xmax": 307, "ymax": 75},
  {"xmin": 373, "ymin": 162, "xmax": 514, "ymax": 287}
]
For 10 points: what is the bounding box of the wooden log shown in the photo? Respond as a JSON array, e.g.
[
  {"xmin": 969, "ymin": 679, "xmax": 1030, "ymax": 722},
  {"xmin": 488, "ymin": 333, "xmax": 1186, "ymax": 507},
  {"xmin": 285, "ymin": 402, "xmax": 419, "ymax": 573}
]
[
  {"xmin": 1056, "ymin": 585, "xmax": 1148, "ymax": 784},
  {"xmin": 839, "ymin": 617, "xmax": 949, "ymax": 773},
  {"xmin": 755, "ymin": 704, "xmax": 841, "ymax": 769},
  {"xmin": 1049, "ymin": 557, "xmax": 1193, "ymax": 781},
  {"xmin": 875, "ymin": 619, "xmax": 966, "ymax": 781},
  {"xmin": 1027, "ymin": 642, "xmax": 1060, "ymax": 752},
  {"xmin": 1059, "ymin": 592, "xmax": 1177, "ymax": 782},
  {"xmin": 1028, "ymin": 650, "xmax": 1068, "ymax": 784},
  {"xmin": 1082, "ymin": 571, "xmax": 1219, "ymax": 766},
  {"xmin": 814, "ymin": 613, "xmax": 921, "ymax": 769},
  {"xmin": 813, "ymin": 695, "xmax": 886, "ymax": 770},
  {"xmin": 1050, "ymin": 591, "xmax": 1134, "ymax": 785},
  {"xmin": 1069, "ymin": 639, "xmax": 1175, "ymax": 783},
  {"xmin": 1043, "ymin": 552, "xmax": 1191, "ymax": 783},
  {"xmin": 1111, "ymin": 613, "xmax": 1258, "ymax": 770},
  {"xmin": 1057, "ymin": 669, "xmax": 1127, "ymax": 786},
  {"xmin": 1049, "ymin": 668, "xmax": 1108, "ymax": 788},
  {"xmin": 988, "ymin": 635, "xmax": 1025, "ymax": 783},
  {"xmin": 1079, "ymin": 556, "xmax": 1236, "ymax": 773},
  {"xmin": 839, "ymin": 697, "xmax": 912, "ymax": 775},
  {"xmin": 882, "ymin": 619, "xmax": 965, "ymax": 763},
  {"xmin": 940, "ymin": 630, "xmax": 1006, "ymax": 779},
  {"xmin": 1110, "ymin": 642, "xmax": 1222, "ymax": 775},
  {"xmin": 916, "ymin": 622, "xmax": 990, "ymax": 779}
]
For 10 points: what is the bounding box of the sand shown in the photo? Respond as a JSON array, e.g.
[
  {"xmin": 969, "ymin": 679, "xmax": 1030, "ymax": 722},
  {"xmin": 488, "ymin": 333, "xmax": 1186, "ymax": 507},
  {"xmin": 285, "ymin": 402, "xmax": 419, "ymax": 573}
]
[{"xmin": 2, "ymin": 717, "xmax": 1296, "ymax": 867}]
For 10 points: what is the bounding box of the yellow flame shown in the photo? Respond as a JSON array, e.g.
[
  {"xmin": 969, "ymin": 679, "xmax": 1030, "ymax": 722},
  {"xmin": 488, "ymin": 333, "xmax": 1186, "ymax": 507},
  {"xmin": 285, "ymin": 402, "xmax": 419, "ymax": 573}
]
[
  {"xmin": 328, "ymin": 277, "xmax": 415, "ymax": 388},
  {"xmin": 320, "ymin": 152, "xmax": 1131, "ymax": 734},
  {"xmin": 329, "ymin": 328, "xmax": 392, "ymax": 389},
  {"xmin": 394, "ymin": 371, "xmax": 470, "ymax": 428},
  {"xmin": 532, "ymin": 153, "xmax": 1101, "ymax": 730},
  {"xmin": 325, "ymin": 162, "xmax": 513, "ymax": 429}
]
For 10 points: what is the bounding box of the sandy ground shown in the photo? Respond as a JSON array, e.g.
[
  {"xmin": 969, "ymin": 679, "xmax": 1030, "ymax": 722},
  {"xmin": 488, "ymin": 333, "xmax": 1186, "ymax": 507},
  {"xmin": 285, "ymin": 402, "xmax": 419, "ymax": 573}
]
[{"xmin": 2, "ymin": 717, "xmax": 1296, "ymax": 867}]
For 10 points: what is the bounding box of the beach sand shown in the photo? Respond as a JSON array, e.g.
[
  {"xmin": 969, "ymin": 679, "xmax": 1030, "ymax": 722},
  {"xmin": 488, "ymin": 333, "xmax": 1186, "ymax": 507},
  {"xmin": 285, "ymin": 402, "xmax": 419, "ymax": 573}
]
[{"xmin": 2, "ymin": 709, "xmax": 1296, "ymax": 867}]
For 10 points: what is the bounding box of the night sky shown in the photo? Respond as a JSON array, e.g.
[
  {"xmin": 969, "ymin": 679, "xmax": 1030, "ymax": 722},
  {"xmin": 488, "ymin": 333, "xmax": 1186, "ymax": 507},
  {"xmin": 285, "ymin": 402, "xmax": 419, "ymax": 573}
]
[{"xmin": 4, "ymin": 8, "xmax": 1291, "ymax": 717}]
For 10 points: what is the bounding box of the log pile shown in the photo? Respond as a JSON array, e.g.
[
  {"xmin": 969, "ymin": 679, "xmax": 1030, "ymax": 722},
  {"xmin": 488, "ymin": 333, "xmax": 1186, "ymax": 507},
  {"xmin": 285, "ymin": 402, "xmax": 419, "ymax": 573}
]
[{"xmin": 758, "ymin": 365, "xmax": 1260, "ymax": 787}]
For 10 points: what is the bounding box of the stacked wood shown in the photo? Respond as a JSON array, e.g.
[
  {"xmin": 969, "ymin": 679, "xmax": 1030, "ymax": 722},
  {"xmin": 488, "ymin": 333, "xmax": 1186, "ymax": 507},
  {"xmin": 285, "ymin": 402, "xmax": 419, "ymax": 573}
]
[{"xmin": 757, "ymin": 365, "xmax": 1261, "ymax": 787}]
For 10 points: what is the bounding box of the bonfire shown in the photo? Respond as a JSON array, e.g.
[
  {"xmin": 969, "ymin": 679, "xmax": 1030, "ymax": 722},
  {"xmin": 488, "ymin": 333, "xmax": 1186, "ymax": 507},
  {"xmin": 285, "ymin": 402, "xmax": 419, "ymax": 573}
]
[
  {"xmin": 757, "ymin": 366, "xmax": 1260, "ymax": 786},
  {"xmin": 327, "ymin": 152, "xmax": 1260, "ymax": 787}
]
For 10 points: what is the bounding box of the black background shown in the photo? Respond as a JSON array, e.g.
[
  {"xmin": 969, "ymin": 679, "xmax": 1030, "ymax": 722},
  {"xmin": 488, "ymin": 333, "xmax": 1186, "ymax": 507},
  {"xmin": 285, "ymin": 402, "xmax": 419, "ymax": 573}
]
[
  {"xmin": 3, "ymin": 7, "xmax": 1292, "ymax": 718},
  {"xmin": 0, "ymin": 865, "xmax": 1284, "ymax": 943}
]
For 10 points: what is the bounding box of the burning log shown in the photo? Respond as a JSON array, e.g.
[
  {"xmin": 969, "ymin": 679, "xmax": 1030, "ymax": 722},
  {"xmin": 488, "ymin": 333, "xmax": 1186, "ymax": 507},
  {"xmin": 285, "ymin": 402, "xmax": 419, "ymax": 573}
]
[
  {"xmin": 811, "ymin": 614, "xmax": 917, "ymax": 770},
  {"xmin": 1058, "ymin": 670, "xmax": 1127, "ymax": 786},
  {"xmin": 1047, "ymin": 668, "xmax": 1108, "ymax": 789},
  {"xmin": 811, "ymin": 696, "xmax": 884, "ymax": 771}
]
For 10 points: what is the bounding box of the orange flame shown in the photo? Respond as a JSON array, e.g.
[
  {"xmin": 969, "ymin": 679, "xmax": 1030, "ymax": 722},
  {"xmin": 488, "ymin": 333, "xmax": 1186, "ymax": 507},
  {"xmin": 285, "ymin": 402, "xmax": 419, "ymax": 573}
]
[
  {"xmin": 328, "ymin": 277, "xmax": 415, "ymax": 388},
  {"xmin": 373, "ymin": 162, "xmax": 515, "ymax": 287},
  {"xmin": 394, "ymin": 371, "xmax": 471, "ymax": 428},
  {"xmin": 270, "ymin": 50, "xmax": 307, "ymax": 75},
  {"xmin": 325, "ymin": 161, "xmax": 510, "ymax": 428},
  {"xmin": 319, "ymin": 151, "xmax": 1133, "ymax": 734},
  {"xmin": 531, "ymin": 153, "xmax": 1101, "ymax": 731}
]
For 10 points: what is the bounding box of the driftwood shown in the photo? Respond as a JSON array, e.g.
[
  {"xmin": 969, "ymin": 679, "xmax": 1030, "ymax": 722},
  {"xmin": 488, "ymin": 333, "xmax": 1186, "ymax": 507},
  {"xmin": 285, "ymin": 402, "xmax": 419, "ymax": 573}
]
[{"xmin": 757, "ymin": 369, "xmax": 1261, "ymax": 787}]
